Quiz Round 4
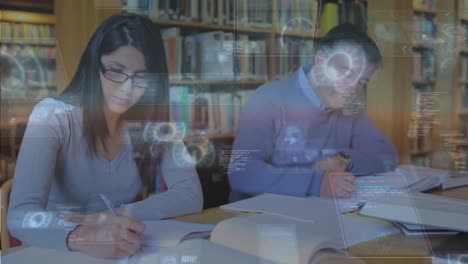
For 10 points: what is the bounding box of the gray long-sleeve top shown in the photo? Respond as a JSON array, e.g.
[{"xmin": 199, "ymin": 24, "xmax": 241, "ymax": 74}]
[
  {"xmin": 7, "ymin": 98, "xmax": 203, "ymax": 251},
  {"xmin": 228, "ymin": 65, "xmax": 398, "ymax": 197}
]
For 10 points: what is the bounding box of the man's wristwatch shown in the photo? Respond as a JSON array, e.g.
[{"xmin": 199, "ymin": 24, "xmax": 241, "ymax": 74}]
[{"xmin": 336, "ymin": 151, "xmax": 352, "ymax": 168}]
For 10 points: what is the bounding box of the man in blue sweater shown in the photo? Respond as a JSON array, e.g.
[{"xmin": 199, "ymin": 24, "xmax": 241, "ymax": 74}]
[{"xmin": 228, "ymin": 23, "xmax": 397, "ymax": 200}]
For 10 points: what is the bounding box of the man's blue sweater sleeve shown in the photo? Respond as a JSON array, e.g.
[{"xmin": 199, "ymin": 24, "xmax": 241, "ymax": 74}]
[{"xmin": 337, "ymin": 112, "xmax": 398, "ymax": 174}]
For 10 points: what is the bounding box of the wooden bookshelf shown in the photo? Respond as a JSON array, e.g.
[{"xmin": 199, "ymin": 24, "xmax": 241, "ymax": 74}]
[
  {"xmin": 413, "ymin": 8, "xmax": 437, "ymax": 15},
  {"xmin": 0, "ymin": 9, "xmax": 57, "ymax": 124},
  {"xmin": 452, "ymin": 0, "xmax": 468, "ymax": 170},
  {"xmin": 52, "ymin": 0, "xmax": 372, "ymax": 142},
  {"xmin": 365, "ymin": 0, "xmax": 456, "ymax": 168},
  {"xmin": 152, "ymin": 19, "xmax": 273, "ymax": 34},
  {"xmin": 274, "ymin": 30, "xmax": 322, "ymax": 38},
  {"xmin": 408, "ymin": 3, "xmax": 438, "ymax": 166},
  {"xmin": 169, "ymin": 80, "xmax": 267, "ymax": 86},
  {"xmin": 0, "ymin": 39, "xmax": 56, "ymax": 46},
  {"xmin": 0, "ymin": 10, "xmax": 55, "ymax": 24}
]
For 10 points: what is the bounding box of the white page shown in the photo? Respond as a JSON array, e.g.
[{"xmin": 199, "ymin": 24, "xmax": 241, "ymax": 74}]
[
  {"xmin": 337, "ymin": 165, "xmax": 449, "ymax": 213},
  {"xmin": 140, "ymin": 220, "xmax": 214, "ymax": 247},
  {"xmin": 360, "ymin": 192, "xmax": 468, "ymax": 232},
  {"xmin": 221, "ymin": 193, "xmax": 338, "ymax": 222},
  {"xmin": 221, "ymin": 194, "xmax": 399, "ymax": 248},
  {"xmin": 125, "ymin": 221, "xmax": 213, "ymax": 264},
  {"xmin": 2, "ymin": 247, "xmax": 116, "ymax": 264},
  {"xmin": 442, "ymin": 176, "xmax": 468, "ymax": 189},
  {"xmin": 134, "ymin": 239, "xmax": 274, "ymax": 264}
]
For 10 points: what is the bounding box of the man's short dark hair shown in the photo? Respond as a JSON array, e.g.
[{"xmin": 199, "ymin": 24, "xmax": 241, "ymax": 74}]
[{"xmin": 315, "ymin": 23, "xmax": 383, "ymax": 67}]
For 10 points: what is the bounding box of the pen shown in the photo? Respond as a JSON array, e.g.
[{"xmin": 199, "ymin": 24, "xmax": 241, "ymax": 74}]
[
  {"xmin": 99, "ymin": 193, "xmax": 118, "ymax": 216},
  {"xmin": 99, "ymin": 193, "xmax": 144, "ymax": 255}
]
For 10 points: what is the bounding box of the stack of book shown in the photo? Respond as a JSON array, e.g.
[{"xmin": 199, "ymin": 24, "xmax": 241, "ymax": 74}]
[
  {"xmin": 122, "ymin": 0, "xmax": 272, "ymax": 28},
  {"xmin": 169, "ymin": 86, "xmax": 252, "ymax": 136},
  {"xmin": 412, "ymin": 14, "xmax": 436, "ymax": 45},
  {"xmin": 0, "ymin": 21, "xmax": 55, "ymax": 43},
  {"xmin": 412, "ymin": 50, "xmax": 435, "ymax": 81},
  {"xmin": 0, "ymin": 43, "xmax": 57, "ymax": 60},
  {"xmin": 274, "ymin": 37, "xmax": 314, "ymax": 79},
  {"xmin": 276, "ymin": 0, "xmax": 318, "ymax": 33},
  {"xmin": 161, "ymin": 28, "xmax": 268, "ymax": 81}
]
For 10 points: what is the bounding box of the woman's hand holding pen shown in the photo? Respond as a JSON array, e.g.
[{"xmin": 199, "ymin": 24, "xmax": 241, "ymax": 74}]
[
  {"xmin": 61, "ymin": 207, "xmax": 129, "ymax": 225},
  {"xmin": 65, "ymin": 215, "xmax": 145, "ymax": 258}
]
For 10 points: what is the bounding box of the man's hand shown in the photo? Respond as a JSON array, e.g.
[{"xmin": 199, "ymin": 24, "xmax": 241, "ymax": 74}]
[
  {"xmin": 66, "ymin": 215, "xmax": 145, "ymax": 259},
  {"xmin": 315, "ymin": 156, "xmax": 347, "ymax": 172},
  {"xmin": 320, "ymin": 171, "xmax": 355, "ymax": 198}
]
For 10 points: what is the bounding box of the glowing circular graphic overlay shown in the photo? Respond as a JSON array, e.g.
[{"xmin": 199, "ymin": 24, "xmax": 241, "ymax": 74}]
[
  {"xmin": 0, "ymin": 51, "xmax": 26, "ymax": 90},
  {"xmin": 143, "ymin": 122, "xmax": 186, "ymax": 142},
  {"xmin": 1, "ymin": 47, "xmax": 47, "ymax": 89},
  {"xmin": 441, "ymin": 24, "xmax": 458, "ymax": 39},
  {"xmin": 185, "ymin": 139, "xmax": 216, "ymax": 168},
  {"xmin": 311, "ymin": 45, "xmax": 367, "ymax": 93},
  {"xmin": 171, "ymin": 138, "xmax": 216, "ymax": 168},
  {"xmin": 22, "ymin": 212, "xmax": 53, "ymax": 229},
  {"xmin": 279, "ymin": 17, "xmax": 316, "ymax": 48}
]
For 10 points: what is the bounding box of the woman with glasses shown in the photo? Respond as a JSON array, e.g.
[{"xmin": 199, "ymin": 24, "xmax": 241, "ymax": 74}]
[{"xmin": 7, "ymin": 13, "xmax": 203, "ymax": 258}]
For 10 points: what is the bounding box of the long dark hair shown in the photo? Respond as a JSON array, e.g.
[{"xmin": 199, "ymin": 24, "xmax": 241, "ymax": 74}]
[{"xmin": 60, "ymin": 13, "xmax": 169, "ymax": 194}]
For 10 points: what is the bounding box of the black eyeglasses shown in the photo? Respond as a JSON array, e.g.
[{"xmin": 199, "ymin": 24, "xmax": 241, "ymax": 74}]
[{"xmin": 100, "ymin": 66, "xmax": 159, "ymax": 89}]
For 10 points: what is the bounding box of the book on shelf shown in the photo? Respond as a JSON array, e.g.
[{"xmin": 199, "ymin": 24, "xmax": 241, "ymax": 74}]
[
  {"xmin": 122, "ymin": 0, "xmax": 272, "ymax": 28},
  {"xmin": 197, "ymin": 31, "xmax": 235, "ymax": 80},
  {"xmin": 461, "ymin": 0, "xmax": 468, "ymax": 18},
  {"xmin": 161, "ymin": 27, "xmax": 183, "ymax": 80},
  {"xmin": 161, "ymin": 28, "xmax": 268, "ymax": 81},
  {"xmin": 276, "ymin": 0, "xmax": 319, "ymax": 34},
  {"xmin": 460, "ymin": 56, "xmax": 468, "ymax": 82},
  {"xmin": 412, "ymin": 50, "xmax": 435, "ymax": 81},
  {"xmin": 0, "ymin": 45, "xmax": 57, "ymax": 101},
  {"xmin": 412, "ymin": 14, "xmax": 436, "ymax": 45},
  {"xmin": 274, "ymin": 37, "xmax": 314, "ymax": 79},
  {"xmin": 318, "ymin": 2, "xmax": 339, "ymax": 36},
  {"xmin": 169, "ymin": 86, "xmax": 252, "ymax": 136},
  {"xmin": 462, "ymin": 23, "xmax": 468, "ymax": 48},
  {"xmin": 0, "ymin": 21, "xmax": 55, "ymax": 43},
  {"xmin": 1, "ymin": 43, "xmax": 57, "ymax": 59}
]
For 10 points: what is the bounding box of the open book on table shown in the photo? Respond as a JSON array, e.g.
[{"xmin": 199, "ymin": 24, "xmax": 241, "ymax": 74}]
[
  {"xmin": 359, "ymin": 192, "xmax": 468, "ymax": 233},
  {"xmin": 337, "ymin": 165, "xmax": 468, "ymax": 213},
  {"xmin": 221, "ymin": 193, "xmax": 399, "ymax": 247},
  {"xmin": 139, "ymin": 213, "xmax": 365, "ymax": 264},
  {"xmin": 3, "ymin": 216, "xmax": 364, "ymax": 264},
  {"xmin": 2, "ymin": 220, "xmax": 213, "ymax": 264}
]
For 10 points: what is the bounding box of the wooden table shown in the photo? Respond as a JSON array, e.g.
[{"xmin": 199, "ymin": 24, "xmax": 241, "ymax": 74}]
[
  {"xmin": 2, "ymin": 187, "xmax": 468, "ymax": 263},
  {"xmin": 173, "ymin": 187, "xmax": 468, "ymax": 264}
]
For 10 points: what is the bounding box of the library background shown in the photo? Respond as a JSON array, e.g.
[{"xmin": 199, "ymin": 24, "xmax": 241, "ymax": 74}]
[{"xmin": 0, "ymin": 0, "xmax": 468, "ymax": 207}]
